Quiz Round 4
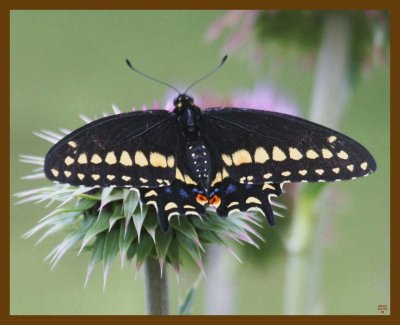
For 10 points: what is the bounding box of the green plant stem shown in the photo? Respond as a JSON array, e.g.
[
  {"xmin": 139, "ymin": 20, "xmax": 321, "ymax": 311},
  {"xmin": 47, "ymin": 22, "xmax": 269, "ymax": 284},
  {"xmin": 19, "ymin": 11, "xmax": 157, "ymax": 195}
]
[
  {"xmin": 144, "ymin": 257, "xmax": 169, "ymax": 315},
  {"xmin": 283, "ymin": 13, "xmax": 352, "ymax": 315}
]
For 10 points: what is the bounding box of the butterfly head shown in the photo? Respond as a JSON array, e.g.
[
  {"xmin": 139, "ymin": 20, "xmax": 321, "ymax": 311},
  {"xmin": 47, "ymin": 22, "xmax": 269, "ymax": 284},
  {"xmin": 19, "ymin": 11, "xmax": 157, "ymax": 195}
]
[{"xmin": 173, "ymin": 94, "xmax": 194, "ymax": 109}]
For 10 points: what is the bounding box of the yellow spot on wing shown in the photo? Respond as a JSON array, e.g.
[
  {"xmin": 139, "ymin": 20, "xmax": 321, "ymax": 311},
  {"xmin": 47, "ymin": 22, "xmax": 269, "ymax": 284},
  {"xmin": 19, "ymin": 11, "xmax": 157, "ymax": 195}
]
[
  {"xmin": 106, "ymin": 175, "xmax": 115, "ymax": 180},
  {"xmin": 328, "ymin": 136, "xmax": 337, "ymax": 143},
  {"xmin": 299, "ymin": 170, "xmax": 308, "ymax": 176},
  {"xmin": 232, "ymin": 149, "xmax": 252, "ymax": 165},
  {"xmin": 184, "ymin": 174, "xmax": 197, "ymax": 185},
  {"xmin": 77, "ymin": 173, "xmax": 84, "ymax": 180},
  {"xmin": 306, "ymin": 149, "xmax": 319, "ymax": 159},
  {"xmin": 91, "ymin": 174, "xmax": 100, "ymax": 180},
  {"xmin": 184, "ymin": 205, "xmax": 196, "ymax": 209},
  {"xmin": 139, "ymin": 177, "xmax": 148, "ymax": 183},
  {"xmin": 272, "ymin": 146, "xmax": 286, "ymax": 161},
  {"xmin": 322, "ymin": 148, "xmax": 333, "ymax": 159},
  {"xmin": 262, "ymin": 183, "xmax": 275, "ymax": 190},
  {"xmin": 360, "ymin": 162, "xmax": 368, "ymax": 170},
  {"xmin": 51, "ymin": 169, "xmax": 59, "ymax": 177},
  {"xmin": 222, "ymin": 168, "xmax": 229, "ymax": 179},
  {"xmin": 120, "ymin": 151, "xmax": 133, "ymax": 166},
  {"xmin": 134, "ymin": 151, "xmax": 148, "ymax": 167},
  {"xmin": 222, "ymin": 154, "xmax": 233, "ymax": 166},
  {"xmin": 281, "ymin": 171, "xmax": 291, "ymax": 177},
  {"xmin": 263, "ymin": 173, "xmax": 272, "ymax": 179},
  {"xmin": 332, "ymin": 167, "xmax": 340, "ymax": 174},
  {"xmin": 150, "ymin": 152, "xmax": 167, "ymax": 168},
  {"xmin": 337, "ymin": 150, "xmax": 349, "ymax": 159},
  {"xmin": 78, "ymin": 153, "xmax": 88, "ymax": 164},
  {"xmin": 175, "ymin": 168, "xmax": 185, "ymax": 182},
  {"xmin": 91, "ymin": 154, "xmax": 102, "ymax": 164},
  {"xmin": 347, "ymin": 164, "xmax": 354, "ymax": 171},
  {"xmin": 254, "ymin": 147, "xmax": 269, "ymax": 163},
  {"xmin": 68, "ymin": 141, "xmax": 77, "ymax": 148},
  {"xmin": 289, "ymin": 147, "xmax": 303, "ymax": 160},
  {"xmin": 145, "ymin": 190, "xmax": 158, "ymax": 197},
  {"xmin": 227, "ymin": 201, "xmax": 239, "ymax": 208},
  {"xmin": 64, "ymin": 171, "xmax": 71, "ymax": 177},
  {"xmin": 211, "ymin": 172, "xmax": 222, "ymax": 187},
  {"xmin": 122, "ymin": 175, "xmax": 131, "ymax": 181},
  {"xmin": 315, "ymin": 169, "xmax": 324, "ymax": 175},
  {"xmin": 105, "ymin": 152, "xmax": 117, "ymax": 165},
  {"xmin": 167, "ymin": 156, "xmax": 175, "ymax": 168},
  {"xmin": 165, "ymin": 202, "xmax": 178, "ymax": 211},
  {"xmin": 246, "ymin": 197, "xmax": 262, "ymax": 205}
]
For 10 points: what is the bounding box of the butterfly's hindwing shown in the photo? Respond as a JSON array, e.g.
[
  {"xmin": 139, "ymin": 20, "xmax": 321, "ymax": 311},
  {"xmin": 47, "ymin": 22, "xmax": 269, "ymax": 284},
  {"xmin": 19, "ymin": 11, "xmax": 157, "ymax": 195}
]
[
  {"xmin": 202, "ymin": 108, "xmax": 376, "ymax": 184},
  {"xmin": 139, "ymin": 138, "xmax": 208, "ymax": 231},
  {"xmin": 45, "ymin": 111, "xmax": 180, "ymax": 188}
]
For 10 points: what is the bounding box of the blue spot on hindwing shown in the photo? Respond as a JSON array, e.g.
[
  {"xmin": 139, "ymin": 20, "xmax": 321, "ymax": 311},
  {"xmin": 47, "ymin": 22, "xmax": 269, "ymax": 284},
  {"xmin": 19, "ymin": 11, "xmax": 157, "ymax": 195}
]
[
  {"xmin": 179, "ymin": 188, "xmax": 189, "ymax": 198},
  {"xmin": 225, "ymin": 184, "xmax": 237, "ymax": 194},
  {"xmin": 164, "ymin": 187, "xmax": 172, "ymax": 194}
]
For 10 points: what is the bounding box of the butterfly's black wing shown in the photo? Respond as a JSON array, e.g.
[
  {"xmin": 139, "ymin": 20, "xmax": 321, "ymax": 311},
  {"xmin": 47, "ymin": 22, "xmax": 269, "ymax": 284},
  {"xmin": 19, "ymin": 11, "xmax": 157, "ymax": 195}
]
[
  {"xmin": 202, "ymin": 108, "xmax": 376, "ymax": 184},
  {"xmin": 45, "ymin": 111, "xmax": 179, "ymax": 188}
]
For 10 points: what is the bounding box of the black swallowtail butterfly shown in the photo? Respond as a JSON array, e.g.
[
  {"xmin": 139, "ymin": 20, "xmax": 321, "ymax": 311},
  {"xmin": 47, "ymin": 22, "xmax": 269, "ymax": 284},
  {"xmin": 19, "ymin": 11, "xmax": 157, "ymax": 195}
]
[{"xmin": 44, "ymin": 56, "xmax": 376, "ymax": 231}]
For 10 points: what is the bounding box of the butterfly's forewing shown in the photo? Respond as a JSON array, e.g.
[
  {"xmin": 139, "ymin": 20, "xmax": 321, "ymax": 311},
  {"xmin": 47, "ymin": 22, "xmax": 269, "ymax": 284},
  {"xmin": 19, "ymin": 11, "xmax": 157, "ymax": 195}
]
[
  {"xmin": 45, "ymin": 111, "xmax": 179, "ymax": 188},
  {"xmin": 202, "ymin": 108, "xmax": 376, "ymax": 185}
]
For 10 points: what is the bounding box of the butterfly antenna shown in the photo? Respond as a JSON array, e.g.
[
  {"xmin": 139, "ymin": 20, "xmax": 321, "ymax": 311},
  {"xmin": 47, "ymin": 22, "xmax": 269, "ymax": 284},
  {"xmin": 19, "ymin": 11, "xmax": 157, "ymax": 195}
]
[
  {"xmin": 125, "ymin": 59, "xmax": 180, "ymax": 95},
  {"xmin": 184, "ymin": 55, "xmax": 228, "ymax": 94}
]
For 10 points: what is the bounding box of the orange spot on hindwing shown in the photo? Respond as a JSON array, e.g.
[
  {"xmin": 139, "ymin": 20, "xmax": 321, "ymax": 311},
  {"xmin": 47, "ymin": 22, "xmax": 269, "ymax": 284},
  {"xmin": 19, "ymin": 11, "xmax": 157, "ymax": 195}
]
[
  {"xmin": 196, "ymin": 194, "xmax": 208, "ymax": 206},
  {"xmin": 209, "ymin": 195, "xmax": 221, "ymax": 208}
]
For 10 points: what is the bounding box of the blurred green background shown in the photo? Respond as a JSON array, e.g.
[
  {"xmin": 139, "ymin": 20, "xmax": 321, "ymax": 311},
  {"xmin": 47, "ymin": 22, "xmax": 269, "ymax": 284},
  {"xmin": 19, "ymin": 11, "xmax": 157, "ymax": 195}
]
[{"xmin": 10, "ymin": 10, "xmax": 389, "ymax": 315}]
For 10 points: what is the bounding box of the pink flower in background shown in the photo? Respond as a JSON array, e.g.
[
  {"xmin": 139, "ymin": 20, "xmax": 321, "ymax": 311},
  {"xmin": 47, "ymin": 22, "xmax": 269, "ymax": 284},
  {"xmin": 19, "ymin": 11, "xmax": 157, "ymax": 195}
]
[{"xmin": 205, "ymin": 10, "xmax": 263, "ymax": 64}]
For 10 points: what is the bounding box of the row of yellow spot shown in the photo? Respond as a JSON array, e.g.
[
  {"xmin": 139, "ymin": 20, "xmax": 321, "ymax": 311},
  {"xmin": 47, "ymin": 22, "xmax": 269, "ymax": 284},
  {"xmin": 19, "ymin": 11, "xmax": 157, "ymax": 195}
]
[
  {"xmin": 64, "ymin": 149, "xmax": 175, "ymax": 169},
  {"xmin": 221, "ymin": 145, "xmax": 349, "ymax": 167}
]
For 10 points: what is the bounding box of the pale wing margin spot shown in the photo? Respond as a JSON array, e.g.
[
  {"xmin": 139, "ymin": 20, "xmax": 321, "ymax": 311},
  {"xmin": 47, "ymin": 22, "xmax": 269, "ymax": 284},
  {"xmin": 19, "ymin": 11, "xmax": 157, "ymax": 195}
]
[
  {"xmin": 120, "ymin": 151, "xmax": 133, "ymax": 166},
  {"xmin": 91, "ymin": 174, "xmax": 100, "ymax": 180},
  {"xmin": 134, "ymin": 151, "xmax": 148, "ymax": 167},
  {"xmin": 222, "ymin": 154, "xmax": 233, "ymax": 166},
  {"xmin": 272, "ymin": 146, "xmax": 286, "ymax": 161},
  {"xmin": 306, "ymin": 149, "xmax": 319, "ymax": 159},
  {"xmin": 150, "ymin": 152, "xmax": 167, "ymax": 168},
  {"xmin": 78, "ymin": 153, "xmax": 88, "ymax": 164},
  {"xmin": 246, "ymin": 197, "xmax": 262, "ymax": 205},
  {"xmin": 227, "ymin": 201, "xmax": 239, "ymax": 208},
  {"xmin": 254, "ymin": 147, "xmax": 269, "ymax": 163},
  {"xmin": 360, "ymin": 162, "xmax": 368, "ymax": 170},
  {"xmin": 91, "ymin": 154, "xmax": 102, "ymax": 164},
  {"xmin": 145, "ymin": 190, "xmax": 158, "ymax": 197},
  {"xmin": 68, "ymin": 141, "xmax": 77, "ymax": 148},
  {"xmin": 337, "ymin": 150, "xmax": 349, "ymax": 160},
  {"xmin": 165, "ymin": 202, "xmax": 178, "ymax": 211},
  {"xmin": 289, "ymin": 147, "xmax": 303, "ymax": 160},
  {"xmin": 105, "ymin": 152, "xmax": 117, "ymax": 165},
  {"xmin": 232, "ymin": 149, "xmax": 252, "ymax": 165}
]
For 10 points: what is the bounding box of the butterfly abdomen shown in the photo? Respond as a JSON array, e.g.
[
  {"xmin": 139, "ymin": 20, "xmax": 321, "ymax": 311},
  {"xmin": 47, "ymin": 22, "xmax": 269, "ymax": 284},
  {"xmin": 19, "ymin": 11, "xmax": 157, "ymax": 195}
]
[{"xmin": 187, "ymin": 140, "xmax": 211, "ymax": 189}]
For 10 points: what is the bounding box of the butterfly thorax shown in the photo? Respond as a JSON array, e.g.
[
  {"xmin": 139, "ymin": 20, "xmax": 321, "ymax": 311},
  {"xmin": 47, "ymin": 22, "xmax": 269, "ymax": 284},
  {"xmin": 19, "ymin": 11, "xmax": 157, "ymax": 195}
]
[{"xmin": 173, "ymin": 94, "xmax": 201, "ymax": 138}]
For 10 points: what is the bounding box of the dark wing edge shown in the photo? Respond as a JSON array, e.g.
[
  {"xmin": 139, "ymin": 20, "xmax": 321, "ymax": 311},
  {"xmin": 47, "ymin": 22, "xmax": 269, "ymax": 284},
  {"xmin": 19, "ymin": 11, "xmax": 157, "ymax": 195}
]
[
  {"xmin": 202, "ymin": 107, "xmax": 376, "ymax": 184},
  {"xmin": 44, "ymin": 110, "xmax": 180, "ymax": 188}
]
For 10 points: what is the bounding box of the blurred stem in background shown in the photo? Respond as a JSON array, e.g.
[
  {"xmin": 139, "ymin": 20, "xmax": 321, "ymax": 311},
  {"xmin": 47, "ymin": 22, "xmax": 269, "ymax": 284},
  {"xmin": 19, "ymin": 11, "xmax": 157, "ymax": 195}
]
[
  {"xmin": 283, "ymin": 13, "xmax": 352, "ymax": 315},
  {"xmin": 204, "ymin": 245, "xmax": 237, "ymax": 314},
  {"xmin": 144, "ymin": 257, "xmax": 169, "ymax": 315}
]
